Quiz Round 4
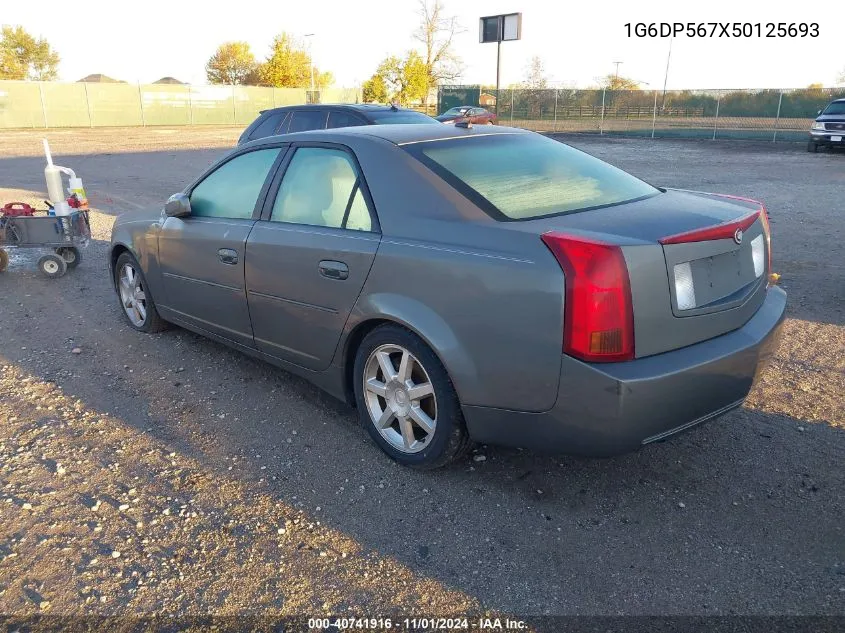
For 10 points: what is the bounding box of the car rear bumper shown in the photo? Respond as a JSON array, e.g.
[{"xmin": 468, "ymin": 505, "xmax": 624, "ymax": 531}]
[{"xmin": 463, "ymin": 285, "xmax": 787, "ymax": 457}]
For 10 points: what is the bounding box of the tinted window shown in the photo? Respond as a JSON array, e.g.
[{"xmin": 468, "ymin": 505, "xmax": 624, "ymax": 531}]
[
  {"xmin": 288, "ymin": 110, "xmax": 327, "ymax": 133},
  {"xmin": 345, "ymin": 186, "xmax": 372, "ymax": 231},
  {"xmin": 271, "ymin": 148, "xmax": 370, "ymax": 230},
  {"xmin": 368, "ymin": 110, "xmax": 437, "ymax": 124},
  {"xmin": 327, "ymin": 110, "xmax": 366, "ymax": 129},
  {"xmin": 190, "ymin": 148, "xmax": 281, "ymax": 219},
  {"xmin": 407, "ymin": 134, "xmax": 659, "ymax": 220},
  {"xmin": 249, "ymin": 113, "xmax": 284, "ymax": 140},
  {"xmin": 822, "ymin": 102, "xmax": 845, "ymax": 115}
]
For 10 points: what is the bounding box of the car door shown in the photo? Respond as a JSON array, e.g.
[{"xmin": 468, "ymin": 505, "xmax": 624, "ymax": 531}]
[
  {"xmin": 157, "ymin": 146, "xmax": 285, "ymax": 347},
  {"xmin": 245, "ymin": 144, "xmax": 381, "ymax": 370}
]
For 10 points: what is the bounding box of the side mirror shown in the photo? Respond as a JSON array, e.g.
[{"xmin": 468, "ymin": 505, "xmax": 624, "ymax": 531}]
[{"xmin": 164, "ymin": 193, "xmax": 191, "ymax": 218}]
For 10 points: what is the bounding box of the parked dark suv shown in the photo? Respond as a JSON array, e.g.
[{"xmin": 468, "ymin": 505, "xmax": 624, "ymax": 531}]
[
  {"xmin": 808, "ymin": 98, "xmax": 845, "ymax": 152},
  {"xmin": 237, "ymin": 104, "xmax": 437, "ymax": 145}
]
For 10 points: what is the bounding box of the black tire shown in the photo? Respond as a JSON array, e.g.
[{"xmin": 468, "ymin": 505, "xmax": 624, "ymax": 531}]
[
  {"xmin": 0, "ymin": 249, "xmax": 8, "ymax": 273},
  {"xmin": 114, "ymin": 251, "xmax": 168, "ymax": 333},
  {"xmin": 38, "ymin": 253, "xmax": 67, "ymax": 278},
  {"xmin": 56, "ymin": 246, "xmax": 82, "ymax": 268},
  {"xmin": 353, "ymin": 324, "xmax": 471, "ymax": 469},
  {"xmin": 807, "ymin": 141, "xmax": 818, "ymax": 153}
]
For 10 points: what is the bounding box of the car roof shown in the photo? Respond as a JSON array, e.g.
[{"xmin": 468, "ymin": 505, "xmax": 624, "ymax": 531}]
[
  {"xmin": 259, "ymin": 103, "xmax": 416, "ymax": 115},
  {"xmin": 248, "ymin": 123, "xmax": 529, "ymax": 147}
]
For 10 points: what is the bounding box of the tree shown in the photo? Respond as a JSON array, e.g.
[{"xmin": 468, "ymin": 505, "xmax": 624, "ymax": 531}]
[
  {"xmin": 373, "ymin": 52, "xmax": 429, "ymax": 105},
  {"xmin": 259, "ymin": 33, "xmax": 332, "ymax": 89},
  {"xmin": 596, "ymin": 74, "xmax": 642, "ymax": 91},
  {"xmin": 413, "ymin": 0, "xmax": 463, "ymax": 106},
  {"xmin": 0, "ymin": 25, "xmax": 60, "ymax": 81},
  {"xmin": 521, "ymin": 56, "xmax": 548, "ymax": 90},
  {"xmin": 838, "ymin": 68, "xmax": 845, "ymax": 86},
  {"xmin": 362, "ymin": 74, "xmax": 388, "ymax": 103},
  {"xmin": 205, "ymin": 42, "xmax": 258, "ymax": 85}
]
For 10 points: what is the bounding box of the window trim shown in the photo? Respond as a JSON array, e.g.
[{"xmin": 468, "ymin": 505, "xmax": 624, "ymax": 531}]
[
  {"xmin": 258, "ymin": 141, "xmax": 381, "ymax": 234},
  {"xmin": 184, "ymin": 144, "xmax": 289, "ymax": 221}
]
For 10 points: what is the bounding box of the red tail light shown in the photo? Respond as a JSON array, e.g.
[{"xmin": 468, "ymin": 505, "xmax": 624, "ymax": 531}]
[{"xmin": 541, "ymin": 232, "xmax": 635, "ymax": 362}]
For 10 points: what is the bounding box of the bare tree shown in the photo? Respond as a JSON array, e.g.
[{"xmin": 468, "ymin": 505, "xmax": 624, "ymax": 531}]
[{"xmin": 413, "ymin": 0, "xmax": 464, "ymax": 107}]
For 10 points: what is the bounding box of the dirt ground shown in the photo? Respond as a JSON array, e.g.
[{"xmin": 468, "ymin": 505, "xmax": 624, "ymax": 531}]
[{"xmin": 0, "ymin": 127, "xmax": 842, "ymax": 628}]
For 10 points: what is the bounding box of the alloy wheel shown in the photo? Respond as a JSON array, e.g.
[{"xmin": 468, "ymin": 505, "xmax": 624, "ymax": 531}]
[{"xmin": 118, "ymin": 263, "xmax": 148, "ymax": 327}]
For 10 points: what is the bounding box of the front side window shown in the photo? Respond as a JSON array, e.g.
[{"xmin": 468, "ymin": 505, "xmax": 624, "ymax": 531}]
[
  {"xmin": 288, "ymin": 110, "xmax": 327, "ymax": 133},
  {"xmin": 327, "ymin": 111, "xmax": 366, "ymax": 129},
  {"xmin": 405, "ymin": 133, "xmax": 659, "ymax": 220},
  {"xmin": 190, "ymin": 148, "xmax": 281, "ymax": 219},
  {"xmin": 271, "ymin": 147, "xmax": 371, "ymax": 231}
]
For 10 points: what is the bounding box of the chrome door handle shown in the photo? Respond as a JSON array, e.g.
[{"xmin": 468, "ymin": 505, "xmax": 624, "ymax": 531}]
[
  {"xmin": 218, "ymin": 248, "xmax": 238, "ymax": 265},
  {"xmin": 318, "ymin": 260, "xmax": 349, "ymax": 280}
]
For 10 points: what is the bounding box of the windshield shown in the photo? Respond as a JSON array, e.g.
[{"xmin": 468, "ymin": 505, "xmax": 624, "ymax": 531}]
[
  {"xmin": 369, "ymin": 111, "xmax": 438, "ymax": 124},
  {"xmin": 822, "ymin": 101, "xmax": 845, "ymax": 115},
  {"xmin": 405, "ymin": 133, "xmax": 659, "ymax": 220}
]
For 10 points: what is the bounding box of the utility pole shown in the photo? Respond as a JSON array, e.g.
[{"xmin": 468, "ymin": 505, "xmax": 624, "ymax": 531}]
[
  {"xmin": 304, "ymin": 33, "xmax": 316, "ymax": 98},
  {"xmin": 661, "ymin": 37, "xmax": 673, "ymax": 110},
  {"xmin": 613, "ymin": 61, "xmax": 623, "ymax": 85}
]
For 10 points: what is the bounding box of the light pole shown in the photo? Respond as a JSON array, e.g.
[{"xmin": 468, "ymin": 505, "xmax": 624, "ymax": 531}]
[
  {"xmin": 661, "ymin": 37, "xmax": 673, "ymax": 110},
  {"xmin": 613, "ymin": 61, "xmax": 623, "ymax": 86},
  {"xmin": 304, "ymin": 33, "xmax": 315, "ymax": 96}
]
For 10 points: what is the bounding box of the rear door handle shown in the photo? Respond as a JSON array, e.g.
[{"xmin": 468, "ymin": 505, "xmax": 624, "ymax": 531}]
[
  {"xmin": 318, "ymin": 260, "xmax": 349, "ymax": 280},
  {"xmin": 218, "ymin": 248, "xmax": 238, "ymax": 265}
]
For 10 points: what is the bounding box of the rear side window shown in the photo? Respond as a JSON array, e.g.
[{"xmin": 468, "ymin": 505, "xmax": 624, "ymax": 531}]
[
  {"xmin": 327, "ymin": 110, "xmax": 366, "ymax": 129},
  {"xmin": 190, "ymin": 148, "xmax": 281, "ymax": 219},
  {"xmin": 249, "ymin": 112, "xmax": 284, "ymax": 140},
  {"xmin": 405, "ymin": 134, "xmax": 659, "ymax": 220},
  {"xmin": 288, "ymin": 110, "xmax": 327, "ymax": 133}
]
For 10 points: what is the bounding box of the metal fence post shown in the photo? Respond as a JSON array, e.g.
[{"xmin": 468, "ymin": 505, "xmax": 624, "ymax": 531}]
[
  {"xmin": 138, "ymin": 82, "xmax": 146, "ymax": 127},
  {"xmin": 600, "ymin": 87, "xmax": 606, "ymax": 135},
  {"xmin": 38, "ymin": 81, "xmax": 47, "ymax": 128},
  {"xmin": 773, "ymin": 90, "xmax": 783, "ymax": 142},
  {"xmin": 553, "ymin": 89, "xmax": 558, "ymax": 132},
  {"xmin": 510, "ymin": 89, "xmax": 514, "ymax": 123},
  {"xmin": 83, "ymin": 82, "xmax": 93, "ymax": 128},
  {"xmin": 188, "ymin": 85, "xmax": 193, "ymax": 125},
  {"xmin": 232, "ymin": 85, "xmax": 237, "ymax": 124},
  {"xmin": 651, "ymin": 91, "xmax": 657, "ymax": 138},
  {"xmin": 713, "ymin": 91, "xmax": 721, "ymax": 140}
]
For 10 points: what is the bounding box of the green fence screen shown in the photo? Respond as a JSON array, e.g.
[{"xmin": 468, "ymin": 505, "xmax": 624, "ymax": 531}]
[{"xmin": 0, "ymin": 81, "xmax": 361, "ymax": 129}]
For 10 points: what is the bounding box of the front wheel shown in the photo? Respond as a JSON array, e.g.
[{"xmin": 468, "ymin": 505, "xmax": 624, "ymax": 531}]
[
  {"xmin": 807, "ymin": 141, "xmax": 818, "ymax": 153},
  {"xmin": 38, "ymin": 253, "xmax": 67, "ymax": 278},
  {"xmin": 353, "ymin": 324, "xmax": 471, "ymax": 469},
  {"xmin": 114, "ymin": 252, "xmax": 168, "ymax": 333}
]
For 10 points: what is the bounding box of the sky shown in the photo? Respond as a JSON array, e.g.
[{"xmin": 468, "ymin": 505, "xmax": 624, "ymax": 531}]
[{"xmin": 4, "ymin": 0, "xmax": 843, "ymax": 89}]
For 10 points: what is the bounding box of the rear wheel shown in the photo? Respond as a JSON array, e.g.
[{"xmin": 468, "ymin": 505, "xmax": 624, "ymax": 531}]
[
  {"xmin": 353, "ymin": 324, "xmax": 471, "ymax": 469},
  {"xmin": 115, "ymin": 252, "xmax": 167, "ymax": 333},
  {"xmin": 56, "ymin": 246, "xmax": 82, "ymax": 268},
  {"xmin": 807, "ymin": 141, "xmax": 818, "ymax": 152},
  {"xmin": 38, "ymin": 253, "xmax": 67, "ymax": 278}
]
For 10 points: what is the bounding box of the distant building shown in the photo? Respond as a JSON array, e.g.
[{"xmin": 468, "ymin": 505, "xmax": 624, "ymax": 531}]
[
  {"xmin": 479, "ymin": 92, "xmax": 497, "ymax": 107},
  {"xmin": 77, "ymin": 74, "xmax": 125, "ymax": 83},
  {"xmin": 153, "ymin": 77, "xmax": 185, "ymax": 85}
]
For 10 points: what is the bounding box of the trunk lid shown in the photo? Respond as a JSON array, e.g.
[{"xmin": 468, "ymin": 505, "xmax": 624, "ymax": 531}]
[{"xmin": 522, "ymin": 189, "xmax": 770, "ymax": 358}]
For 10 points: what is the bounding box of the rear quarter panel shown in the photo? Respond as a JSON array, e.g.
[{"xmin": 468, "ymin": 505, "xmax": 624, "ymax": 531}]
[{"xmin": 339, "ymin": 136, "xmax": 564, "ymax": 412}]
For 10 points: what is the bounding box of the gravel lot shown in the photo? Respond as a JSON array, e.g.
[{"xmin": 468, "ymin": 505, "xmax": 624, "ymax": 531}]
[{"xmin": 0, "ymin": 128, "xmax": 842, "ymax": 625}]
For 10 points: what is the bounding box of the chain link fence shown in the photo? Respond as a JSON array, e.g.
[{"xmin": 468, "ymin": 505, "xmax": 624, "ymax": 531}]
[
  {"xmin": 439, "ymin": 85, "xmax": 845, "ymax": 141},
  {"xmin": 0, "ymin": 81, "xmax": 362, "ymax": 129}
]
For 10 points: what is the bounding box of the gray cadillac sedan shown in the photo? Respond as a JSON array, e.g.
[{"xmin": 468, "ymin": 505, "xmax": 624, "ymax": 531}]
[{"xmin": 109, "ymin": 125, "xmax": 786, "ymax": 468}]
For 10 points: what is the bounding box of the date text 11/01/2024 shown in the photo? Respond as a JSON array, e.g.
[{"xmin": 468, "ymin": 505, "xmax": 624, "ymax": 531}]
[
  {"xmin": 307, "ymin": 618, "xmax": 528, "ymax": 630},
  {"xmin": 624, "ymin": 22, "xmax": 819, "ymax": 38}
]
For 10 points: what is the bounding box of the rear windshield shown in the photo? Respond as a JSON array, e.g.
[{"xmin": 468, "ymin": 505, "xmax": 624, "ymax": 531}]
[
  {"xmin": 405, "ymin": 133, "xmax": 659, "ymax": 220},
  {"xmin": 369, "ymin": 110, "xmax": 438, "ymax": 125},
  {"xmin": 822, "ymin": 101, "xmax": 845, "ymax": 115}
]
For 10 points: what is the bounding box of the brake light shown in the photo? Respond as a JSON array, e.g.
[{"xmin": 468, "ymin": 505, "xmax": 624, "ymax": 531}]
[
  {"xmin": 659, "ymin": 209, "xmax": 760, "ymax": 245},
  {"xmin": 541, "ymin": 232, "xmax": 635, "ymax": 362}
]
